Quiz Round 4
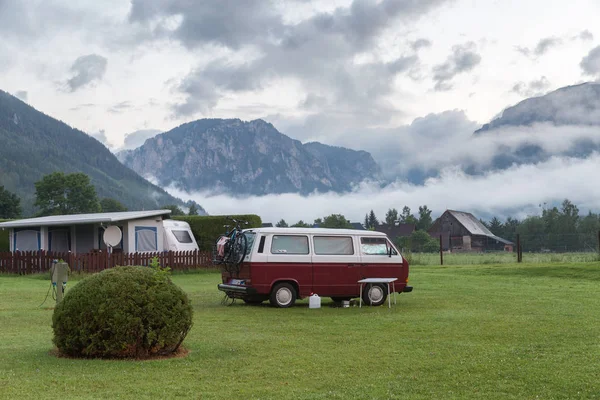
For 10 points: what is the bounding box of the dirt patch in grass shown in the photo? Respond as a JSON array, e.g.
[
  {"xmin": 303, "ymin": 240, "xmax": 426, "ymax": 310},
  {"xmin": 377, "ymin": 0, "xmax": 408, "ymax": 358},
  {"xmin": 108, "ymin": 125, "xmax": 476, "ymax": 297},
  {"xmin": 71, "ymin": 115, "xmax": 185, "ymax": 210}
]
[{"xmin": 48, "ymin": 346, "xmax": 190, "ymax": 361}]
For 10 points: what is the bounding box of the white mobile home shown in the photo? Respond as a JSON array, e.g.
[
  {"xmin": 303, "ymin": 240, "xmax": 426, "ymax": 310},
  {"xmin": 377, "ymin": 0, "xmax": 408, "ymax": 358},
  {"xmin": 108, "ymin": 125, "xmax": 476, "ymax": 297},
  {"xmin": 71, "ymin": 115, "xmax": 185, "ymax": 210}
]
[{"xmin": 0, "ymin": 210, "xmax": 197, "ymax": 253}]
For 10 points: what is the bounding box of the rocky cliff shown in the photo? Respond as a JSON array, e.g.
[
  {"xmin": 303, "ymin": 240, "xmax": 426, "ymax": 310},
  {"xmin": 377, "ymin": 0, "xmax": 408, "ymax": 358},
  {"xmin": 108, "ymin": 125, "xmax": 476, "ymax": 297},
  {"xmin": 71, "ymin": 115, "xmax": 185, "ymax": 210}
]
[{"xmin": 118, "ymin": 118, "xmax": 381, "ymax": 195}]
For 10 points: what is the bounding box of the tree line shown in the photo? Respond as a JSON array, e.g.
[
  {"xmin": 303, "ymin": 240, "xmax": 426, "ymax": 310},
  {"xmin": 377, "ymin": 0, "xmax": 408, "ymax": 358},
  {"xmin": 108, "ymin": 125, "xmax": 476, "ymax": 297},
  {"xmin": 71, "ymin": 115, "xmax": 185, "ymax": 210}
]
[
  {"xmin": 0, "ymin": 172, "xmax": 198, "ymax": 219},
  {"xmin": 274, "ymin": 199, "xmax": 600, "ymax": 253}
]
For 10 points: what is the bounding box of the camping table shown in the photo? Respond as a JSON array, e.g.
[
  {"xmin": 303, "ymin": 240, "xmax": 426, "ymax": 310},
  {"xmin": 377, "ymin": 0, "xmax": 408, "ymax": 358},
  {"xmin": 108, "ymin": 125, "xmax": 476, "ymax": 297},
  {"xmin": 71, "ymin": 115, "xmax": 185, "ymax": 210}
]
[{"xmin": 358, "ymin": 278, "xmax": 398, "ymax": 309}]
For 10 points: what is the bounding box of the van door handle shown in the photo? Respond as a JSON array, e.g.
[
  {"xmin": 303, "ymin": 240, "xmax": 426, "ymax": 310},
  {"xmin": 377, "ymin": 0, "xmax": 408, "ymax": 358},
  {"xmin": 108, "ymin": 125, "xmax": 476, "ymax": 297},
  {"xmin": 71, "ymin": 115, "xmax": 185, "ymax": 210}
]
[{"xmin": 347, "ymin": 264, "xmax": 356, "ymax": 267}]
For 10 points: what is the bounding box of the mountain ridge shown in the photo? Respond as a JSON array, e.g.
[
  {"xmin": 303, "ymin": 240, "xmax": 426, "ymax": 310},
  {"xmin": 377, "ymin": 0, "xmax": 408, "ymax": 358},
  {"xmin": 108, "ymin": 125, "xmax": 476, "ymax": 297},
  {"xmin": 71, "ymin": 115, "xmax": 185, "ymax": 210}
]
[{"xmin": 118, "ymin": 118, "xmax": 382, "ymax": 195}]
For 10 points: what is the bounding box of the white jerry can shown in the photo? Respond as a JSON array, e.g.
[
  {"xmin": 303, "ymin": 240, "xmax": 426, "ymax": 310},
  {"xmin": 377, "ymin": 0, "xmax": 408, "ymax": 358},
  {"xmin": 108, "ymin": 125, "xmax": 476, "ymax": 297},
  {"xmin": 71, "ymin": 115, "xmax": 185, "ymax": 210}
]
[{"xmin": 309, "ymin": 294, "xmax": 321, "ymax": 309}]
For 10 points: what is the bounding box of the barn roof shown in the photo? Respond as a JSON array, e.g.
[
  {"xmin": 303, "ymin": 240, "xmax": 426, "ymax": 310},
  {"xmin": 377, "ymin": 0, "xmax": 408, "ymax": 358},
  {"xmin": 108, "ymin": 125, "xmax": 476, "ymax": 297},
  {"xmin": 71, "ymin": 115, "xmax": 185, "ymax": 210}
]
[
  {"xmin": 0, "ymin": 210, "xmax": 171, "ymax": 229},
  {"xmin": 432, "ymin": 210, "xmax": 514, "ymax": 245}
]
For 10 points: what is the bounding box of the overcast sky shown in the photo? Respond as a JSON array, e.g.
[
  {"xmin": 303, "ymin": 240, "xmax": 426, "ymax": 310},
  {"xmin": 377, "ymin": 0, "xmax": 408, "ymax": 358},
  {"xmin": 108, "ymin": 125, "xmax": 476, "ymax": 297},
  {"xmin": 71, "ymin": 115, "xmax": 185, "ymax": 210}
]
[{"xmin": 2, "ymin": 0, "xmax": 600, "ymax": 221}]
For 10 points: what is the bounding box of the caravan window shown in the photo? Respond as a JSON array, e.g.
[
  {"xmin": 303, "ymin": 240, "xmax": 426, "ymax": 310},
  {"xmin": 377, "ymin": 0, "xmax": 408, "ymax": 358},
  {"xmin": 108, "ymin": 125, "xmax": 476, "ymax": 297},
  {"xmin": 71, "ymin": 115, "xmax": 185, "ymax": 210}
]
[
  {"xmin": 49, "ymin": 229, "xmax": 70, "ymax": 252},
  {"xmin": 172, "ymin": 230, "xmax": 193, "ymax": 244},
  {"xmin": 14, "ymin": 229, "xmax": 40, "ymax": 251},
  {"xmin": 135, "ymin": 227, "xmax": 157, "ymax": 252}
]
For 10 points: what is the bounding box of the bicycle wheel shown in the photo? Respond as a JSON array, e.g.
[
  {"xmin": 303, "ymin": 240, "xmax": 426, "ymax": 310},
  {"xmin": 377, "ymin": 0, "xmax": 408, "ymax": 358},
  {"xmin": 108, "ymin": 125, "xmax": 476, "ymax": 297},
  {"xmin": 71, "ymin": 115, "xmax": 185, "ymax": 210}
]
[{"xmin": 229, "ymin": 233, "xmax": 248, "ymax": 266}]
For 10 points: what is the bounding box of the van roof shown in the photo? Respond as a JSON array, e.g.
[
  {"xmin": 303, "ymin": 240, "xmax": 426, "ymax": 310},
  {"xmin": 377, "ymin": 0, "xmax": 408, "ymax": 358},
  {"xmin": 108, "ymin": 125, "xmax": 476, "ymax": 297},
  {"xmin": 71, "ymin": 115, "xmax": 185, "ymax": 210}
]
[{"xmin": 245, "ymin": 227, "xmax": 388, "ymax": 236}]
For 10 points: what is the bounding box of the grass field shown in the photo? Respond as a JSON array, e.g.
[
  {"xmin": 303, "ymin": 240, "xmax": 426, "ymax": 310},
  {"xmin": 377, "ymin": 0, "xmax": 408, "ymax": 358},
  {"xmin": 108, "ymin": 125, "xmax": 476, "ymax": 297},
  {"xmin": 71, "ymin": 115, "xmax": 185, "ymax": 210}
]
[
  {"xmin": 408, "ymin": 251, "xmax": 600, "ymax": 265},
  {"xmin": 1, "ymin": 263, "xmax": 600, "ymax": 399}
]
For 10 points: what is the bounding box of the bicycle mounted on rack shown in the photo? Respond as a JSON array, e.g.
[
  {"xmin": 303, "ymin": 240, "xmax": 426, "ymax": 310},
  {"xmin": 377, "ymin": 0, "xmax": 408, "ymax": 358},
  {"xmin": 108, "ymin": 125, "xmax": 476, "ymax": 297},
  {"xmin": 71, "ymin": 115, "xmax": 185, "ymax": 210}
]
[{"xmin": 212, "ymin": 217, "xmax": 250, "ymax": 275}]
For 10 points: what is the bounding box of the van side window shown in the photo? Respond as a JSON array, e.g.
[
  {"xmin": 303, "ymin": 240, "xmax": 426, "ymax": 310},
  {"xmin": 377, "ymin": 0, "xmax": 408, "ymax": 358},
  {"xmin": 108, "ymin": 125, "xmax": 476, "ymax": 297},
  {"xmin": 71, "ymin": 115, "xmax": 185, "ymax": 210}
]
[
  {"xmin": 314, "ymin": 236, "xmax": 354, "ymax": 255},
  {"xmin": 271, "ymin": 235, "xmax": 309, "ymax": 254},
  {"xmin": 360, "ymin": 237, "xmax": 397, "ymax": 255},
  {"xmin": 258, "ymin": 236, "xmax": 266, "ymax": 253}
]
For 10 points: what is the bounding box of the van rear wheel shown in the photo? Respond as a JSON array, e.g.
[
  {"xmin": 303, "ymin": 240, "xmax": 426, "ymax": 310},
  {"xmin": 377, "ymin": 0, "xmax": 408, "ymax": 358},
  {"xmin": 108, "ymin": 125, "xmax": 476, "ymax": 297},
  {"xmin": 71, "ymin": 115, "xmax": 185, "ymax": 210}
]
[
  {"xmin": 269, "ymin": 283, "xmax": 297, "ymax": 308},
  {"xmin": 362, "ymin": 283, "xmax": 387, "ymax": 306}
]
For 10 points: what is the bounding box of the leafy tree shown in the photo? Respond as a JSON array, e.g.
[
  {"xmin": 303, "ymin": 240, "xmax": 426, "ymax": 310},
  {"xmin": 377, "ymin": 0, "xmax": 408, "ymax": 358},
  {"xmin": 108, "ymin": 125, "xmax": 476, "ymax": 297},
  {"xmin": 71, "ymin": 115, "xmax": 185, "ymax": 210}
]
[
  {"xmin": 502, "ymin": 217, "xmax": 520, "ymax": 242},
  {"xmin": 34, "ymin": 172, "xmax": 100, "ymax": 216},
  {"xmin": 488, "ymin": 217, "xmax": 503, "ymax": 235},
  {"xmin": 100, "ymin": 198, "xmax": 127, "ymax": 213},
  {"xmin": 0, "ymin": 186, "xmax": 21, "ymax": 218},
  {"xmin": 320, "ymin": 214, "xmax": 353, "ymax": 229},
  {"xmin": 188, "ymin": 203, "xmax": 199, "ymax": 216},
  {"xmin": 276, "ymin": 219, "xmax": 289, "ymax": 227},
  {"xmin": 162, "ymin": 205, "xmax": 185, "ymax": 216},
  {"xmin": 399, "ymin": 206, "xmax": 417, "ymax": 225},
  {"xmin": 417, "ymin": 205, "xmax": 432, "ymax": 231},
  {"xmin": 395, "ymin": 230, "xmax": 439, "ymax": 253},
  {"xmin": 292, "ymin": 220, "xmax": 311, "ymax": 228},
  {"xmin": 385, "ymin": 208, "xmax": 398, "ymax": 225},
  {"xmin": 314, "ymin": 218, "xmax": 323, "ymax": 226}
]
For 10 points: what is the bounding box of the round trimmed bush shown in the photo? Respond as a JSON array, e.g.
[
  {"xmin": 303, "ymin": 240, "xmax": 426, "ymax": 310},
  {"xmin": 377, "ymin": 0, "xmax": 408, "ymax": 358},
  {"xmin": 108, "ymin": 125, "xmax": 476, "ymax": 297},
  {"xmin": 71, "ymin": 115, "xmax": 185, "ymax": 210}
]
[{"xmin": 52, "ymin": 266, "xmax": 193, "ymax": 359}]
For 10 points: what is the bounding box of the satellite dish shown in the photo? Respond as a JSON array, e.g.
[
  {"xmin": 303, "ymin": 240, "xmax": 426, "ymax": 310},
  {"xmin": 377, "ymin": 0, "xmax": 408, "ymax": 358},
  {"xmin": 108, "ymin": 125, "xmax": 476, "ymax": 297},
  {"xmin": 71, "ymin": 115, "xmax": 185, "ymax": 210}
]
[{"xmin": 103, "ymin": 226, "xmax": 122, "ymax": 247}]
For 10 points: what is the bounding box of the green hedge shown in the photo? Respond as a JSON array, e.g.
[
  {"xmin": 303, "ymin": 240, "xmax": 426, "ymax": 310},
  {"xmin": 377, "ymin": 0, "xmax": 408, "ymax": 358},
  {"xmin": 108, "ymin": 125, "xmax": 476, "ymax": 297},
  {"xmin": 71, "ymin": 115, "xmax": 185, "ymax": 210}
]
[
  {"xmin": 173, "ymin": 214, "xmax": 262, "ymax": 251},
  {"xmin": 0, "ymin": 220, "xmax": 9, "ymax": 251}
]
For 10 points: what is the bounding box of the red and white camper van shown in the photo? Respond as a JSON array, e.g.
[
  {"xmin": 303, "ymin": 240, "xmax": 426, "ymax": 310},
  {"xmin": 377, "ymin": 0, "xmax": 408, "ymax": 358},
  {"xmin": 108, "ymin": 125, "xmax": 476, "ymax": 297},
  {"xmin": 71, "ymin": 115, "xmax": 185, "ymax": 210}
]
[{"xmin": 217, "ymin": 227, "xmax": 412, "ymax": 308}]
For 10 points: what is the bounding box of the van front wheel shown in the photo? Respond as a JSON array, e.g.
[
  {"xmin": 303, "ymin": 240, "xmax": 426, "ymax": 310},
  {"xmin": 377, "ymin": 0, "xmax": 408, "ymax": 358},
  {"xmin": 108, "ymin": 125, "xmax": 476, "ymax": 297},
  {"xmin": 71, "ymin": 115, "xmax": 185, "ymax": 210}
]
[
  {"xmin": 362, "ymin": 283, "xmax": 387, "ymax": 306},
  {"xmin": 270, "ymin": 283, "xmax": 297, "ymax": 308}
]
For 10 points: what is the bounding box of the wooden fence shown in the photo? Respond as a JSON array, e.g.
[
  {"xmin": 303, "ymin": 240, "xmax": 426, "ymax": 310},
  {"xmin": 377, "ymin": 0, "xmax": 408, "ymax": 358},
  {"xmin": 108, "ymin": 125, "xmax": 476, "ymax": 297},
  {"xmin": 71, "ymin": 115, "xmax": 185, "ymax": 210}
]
[{"xmin": 0, "ymin": 250, "xmax": 214, "ymax": 275}]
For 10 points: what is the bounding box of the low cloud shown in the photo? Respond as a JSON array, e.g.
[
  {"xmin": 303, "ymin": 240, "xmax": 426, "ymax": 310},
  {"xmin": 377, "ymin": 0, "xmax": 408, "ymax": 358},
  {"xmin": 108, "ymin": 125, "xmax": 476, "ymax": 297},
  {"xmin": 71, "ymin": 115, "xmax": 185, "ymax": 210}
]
[
  {"xmin": 90, "ymin": 129, "xmax": 110, "ymax": 146},
  {"xmin": 14, "ymin": 90, "xmax": 28, "ymax": 102},
  {"xmin": 166, "ymin": 154, "xmax": 600, "ymax": 224},
  {"xmin": 432, "ymin": 42, "xmax": 481, "ymax": 91},
  {"xmin": 121, "ymin": 129, "xmax": 162, "ymax": 150},
  {"xmin": 67, "ymin": 54, "xmax": 108, "ymax": 91},
  {"xmin": 512, "ymin": 76, "xmax": 551, "ymax": 97},
  {"xmin": 278, "ymin": 107, "xmax": 600, "ymax": 181},
  {"xmin": 580, "ymin": 46, "xmax": 600, "ymax": 78}
]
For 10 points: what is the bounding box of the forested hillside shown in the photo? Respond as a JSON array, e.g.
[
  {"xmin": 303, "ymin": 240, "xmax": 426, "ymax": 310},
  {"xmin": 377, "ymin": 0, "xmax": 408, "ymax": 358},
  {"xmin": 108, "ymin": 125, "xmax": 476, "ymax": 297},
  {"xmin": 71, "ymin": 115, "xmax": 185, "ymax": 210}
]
[{"xmin": 0, "ymin": 90, "xmax": 200, "ymax": 215}]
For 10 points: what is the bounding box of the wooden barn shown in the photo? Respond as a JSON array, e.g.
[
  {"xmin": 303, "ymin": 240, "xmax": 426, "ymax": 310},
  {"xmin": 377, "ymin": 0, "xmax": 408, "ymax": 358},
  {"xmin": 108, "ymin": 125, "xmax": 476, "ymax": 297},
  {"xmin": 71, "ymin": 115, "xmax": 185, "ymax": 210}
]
[{"xmin": 428, "ymin": 210, "xmax": 513, "ymax": 252}]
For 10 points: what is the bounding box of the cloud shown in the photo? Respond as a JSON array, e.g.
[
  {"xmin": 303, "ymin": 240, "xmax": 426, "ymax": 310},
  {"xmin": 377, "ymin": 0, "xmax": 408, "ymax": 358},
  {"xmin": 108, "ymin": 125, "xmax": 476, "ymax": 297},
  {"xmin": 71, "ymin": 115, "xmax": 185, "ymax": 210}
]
[
  {"xmin": 13, "ymin": 90, "xmax": 28, "ymax": 102},
  {"xmin": 280, "ymin": 103, "xmax": 600, "ymax": 182},
  {"xmin": 512, "ymin": 76, "xmax": 551, "ymax": 97},
  {"xmin": 580, "ymin": 46, "xmax": 600, "ymax": 78},
  {"xmin": 145, "ymin": 0, "xmax": 447, "ymax": 121},
  {"xmin": 516, "ymin": 36, "xmax": 563, "ymax": 58},
  {"xmin": 67, "ymin": 54, "xmax": 108, "ymax": 91},
  {"xmin": 121, "ymin": 129, "xmax": 162, "ymax": 150},
  {"xmin": 410, "ymin": 38, "xmax": 432, "ymax": 52},
  {"xmin": 108, "ymin": 101, "xmax": 134, "ymax": 114},
  {"xmin": 90, "ymin": 129, "xmax": 110, "ymax": 146},
  {"xmin": 533, "ymin": 37, "xmax": 562, "ymax": 56},
  {"xmin": 432, "ymin": 42, "xmax": 481, "ymax": 91},
  {"xmin": 575, "ymin": 30, "xmax": 594, "ymax": 41},
  {"xmin": 166, "ymin": 154, "xmax": 600, "ymax": 224}
]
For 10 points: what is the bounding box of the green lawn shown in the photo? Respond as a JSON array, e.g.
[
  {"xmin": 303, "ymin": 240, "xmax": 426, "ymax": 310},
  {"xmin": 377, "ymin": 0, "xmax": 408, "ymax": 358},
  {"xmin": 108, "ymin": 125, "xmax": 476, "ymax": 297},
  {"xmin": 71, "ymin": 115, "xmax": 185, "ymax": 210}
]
[
  {"xmin": 1, "ymin": 264, "xmax": 600, "ymax": 399},
  {"xmin": 408, "ymin": 251, "xmax": 600, "ymax": 265}
]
